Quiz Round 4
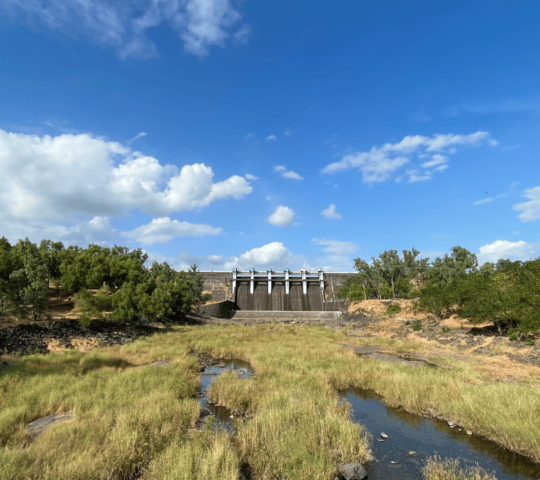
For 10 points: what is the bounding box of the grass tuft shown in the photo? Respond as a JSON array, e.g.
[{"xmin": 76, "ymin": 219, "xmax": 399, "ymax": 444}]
[{"xmin": 422, "ymin": 456, "xmax": 497, "ymax": 480}]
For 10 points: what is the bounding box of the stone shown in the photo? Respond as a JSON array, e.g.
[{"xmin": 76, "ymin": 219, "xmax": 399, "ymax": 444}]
[
  {"xmin": 380, "ymin": 432, "xmax": 388, "ymax": 438},
  {"xmin": 338, "ymin": 463, "xmax": 368, "ymax": 480},
  {"xmin": 216, "ymin": 363, "xmax": 226, "ymax": 368},
  {"xmin": 448, "ymin": 421, "xmax": 455, "ymax": 427},
  {"xmin": 150, "ymin": 360, "xmax": 170, "ymax": 367},
  {"xmin": 466, "ymin": 430, "xmax": 473, "ymax": 435},
  {"xmin": 377, "ymin": 439, "xmax": 385, "ymax": 442},
  {"xmin": 408, "ymin": 451, "xmax": 416, "ymax": 456},
  {"xmin": 27, "ymin": 413, "xmax": 73, "ymax": 438}
]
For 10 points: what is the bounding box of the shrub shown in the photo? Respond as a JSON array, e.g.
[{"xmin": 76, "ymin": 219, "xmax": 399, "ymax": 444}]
[
  {"xmin": 200, "ymin": 293, "xmax": 213, "ymax": 303},
  {"xmin": 386, "ymin": 302, "xmax": 401, "ymax": 316},
  {"xmin": 412, "ymin": 321, "xmax": 422, "ymax": 331},
  {"xmin": 408, "ymin": 287, "xmax": 421, "ymax": 299},
  {"xmin": 395, "ymin": 278, "xmax": 413, "ymax": 298},
  {"xmin": 379, "ymin": 283, "xmax": 393, "ymax": 299}
]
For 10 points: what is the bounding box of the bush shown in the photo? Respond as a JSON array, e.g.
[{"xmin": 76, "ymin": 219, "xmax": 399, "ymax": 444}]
[
  {"xmin": 412, "ymin": 321, "xmax": 422, "ymax": 331},
  {"xmin": 395, "ymin": 278, "xmax": 413, "ymax": 298},
  {"xmin": 386, "ymin": 302, "xmax": 401, "ymax": 316},
  {"xmin": 379, "ymin": 283, "xmax": 393, "ymax": 299},
  {"xmin": 336, "ymin": 278, "xmax": 373, "ymax": 301},
  {"xmin": 408, "ymin": 287, "xmax": 421, "ymax": 299},
  {"xmin": 200, "ymin": 293, "xmax": 213, "ymax": 303}
]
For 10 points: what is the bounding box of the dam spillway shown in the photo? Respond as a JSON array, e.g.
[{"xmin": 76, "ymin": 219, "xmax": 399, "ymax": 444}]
[
  {"xmin": 233, "ymin": 269, "xmax": 325, "ymax": 312},
  {"xmin": 198, "ymin": 269, "xmax": 354, "ymax": 319}
]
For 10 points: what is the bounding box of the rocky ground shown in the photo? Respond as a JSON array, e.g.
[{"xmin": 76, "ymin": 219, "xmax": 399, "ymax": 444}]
[
  {"xmin": 342, "ymin": 299, "xmax": 540, "ymax": 372},
  {"xmin": 0, "ymin": 315, "xmax": 208, "ymax": 356}
]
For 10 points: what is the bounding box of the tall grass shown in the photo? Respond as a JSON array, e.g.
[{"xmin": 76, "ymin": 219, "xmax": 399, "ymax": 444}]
[
  {"xmin": 422, "ymin": 457, "xmax": 497, "ymax": 480},
  {"xmin": 1, "ymin": 323, "xmax": 540, "ymax": 479}
]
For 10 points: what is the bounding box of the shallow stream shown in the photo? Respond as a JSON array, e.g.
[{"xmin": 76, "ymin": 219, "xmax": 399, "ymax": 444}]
[
  {"xmin": 343, "ymin": 388, "xmax": 540, "ymax": 480},
  {"xmin": 197, "ymin": 356, "xmax": 252, "ymax": 431},
  {"xmin": 194, "ymin": 357, "xmax": 540, "ymax": 479}
]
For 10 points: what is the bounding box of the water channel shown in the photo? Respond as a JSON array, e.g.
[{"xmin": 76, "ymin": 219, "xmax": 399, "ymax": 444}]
[
  {"xmin": 197, "ymin": 356, "xmax": 252, "ymax": 431},
  {"xmin": 195, "ymin": 357, "xmax": 540, "ymax": 479},
  {"xmin": 343, "ymin": 388, "xmax": 540, "ymax": 480}
]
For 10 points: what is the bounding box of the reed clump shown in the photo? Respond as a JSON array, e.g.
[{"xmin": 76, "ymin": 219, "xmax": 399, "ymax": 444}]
[{"xmin": 422, "ymin": 456, "xmax": 497, "ymax": 480}]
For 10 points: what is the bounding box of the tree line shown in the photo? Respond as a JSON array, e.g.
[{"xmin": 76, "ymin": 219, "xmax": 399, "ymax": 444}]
[
  {"xmin": 0, "ymin": 237, "xmax": 203, "ymax": 326},
  {"xmin": 338, "ymin": 246, "xmax": 540, "ymax": 339}
]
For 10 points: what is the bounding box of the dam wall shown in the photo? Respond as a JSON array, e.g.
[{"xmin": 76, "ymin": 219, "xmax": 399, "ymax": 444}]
[{"xmin": 199, "ymin": 270, "xmax": 354, "ymax": 315}]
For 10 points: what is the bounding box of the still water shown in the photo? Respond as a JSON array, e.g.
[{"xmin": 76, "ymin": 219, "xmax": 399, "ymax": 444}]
[{"xmin": 343, "ymin": 388, "xmax": 540, "ymax": 480}]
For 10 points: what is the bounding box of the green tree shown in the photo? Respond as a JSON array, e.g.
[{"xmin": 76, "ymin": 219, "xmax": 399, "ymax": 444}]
[
  {"xmin": 39, "ymin": 239, "xmax": 65, "ymax": 297},
  {"xmin": 10, "ymin": 239, "xmax": 50, "ymax": 320}
]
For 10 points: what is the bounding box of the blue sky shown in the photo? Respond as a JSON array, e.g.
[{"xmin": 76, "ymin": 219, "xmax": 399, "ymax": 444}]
[{"xmin": 1, "ymin": 0, "xmax": 539, "ymax": 271}]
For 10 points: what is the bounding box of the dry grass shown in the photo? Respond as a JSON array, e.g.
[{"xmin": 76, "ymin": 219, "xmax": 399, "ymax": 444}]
[
  {"xmin": 423, "ymin": 457, "xmax": 497, "ymax": 480},
  {"xmin": 2, "ymin": 323, "xmax": 540, "ymax": 479}
]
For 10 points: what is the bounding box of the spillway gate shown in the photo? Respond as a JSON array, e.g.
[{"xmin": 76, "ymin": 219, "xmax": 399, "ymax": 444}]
[{"xmin": 232, "ymin": 269, "xmax": 329, "ymax": 312}]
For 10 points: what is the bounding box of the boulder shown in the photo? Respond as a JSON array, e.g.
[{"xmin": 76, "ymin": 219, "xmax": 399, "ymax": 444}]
[{"xmin": 338, "ymin": 463, "xmax": 368, "ymax": 480}]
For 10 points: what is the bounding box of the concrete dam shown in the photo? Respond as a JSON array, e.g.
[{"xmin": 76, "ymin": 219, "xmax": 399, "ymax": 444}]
[{"xmin": 199, "ymin": 269, "xmax": 355, "ymax": 322}]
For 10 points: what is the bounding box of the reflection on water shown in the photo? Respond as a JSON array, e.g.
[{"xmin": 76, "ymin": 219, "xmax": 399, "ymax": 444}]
[
  {"xmin": 198, "ymin": 357, "xmax": 252, "ymax": 431},
  {"xmin": 343, "ymin": 388, "xmax": 540, "ymax": 480}
]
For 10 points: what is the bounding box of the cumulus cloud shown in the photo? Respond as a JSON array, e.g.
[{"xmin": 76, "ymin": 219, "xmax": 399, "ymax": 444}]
[
  {"xmin": 121, "ymin": 217, "xmax": 222, "ymax": 245},
  {"xmin": 0, "ymin": 0, "xmax": 247, "ymax": 59},
  {"xmin": 153, "ymin": 239, "xmax": 358, "ymax": 272},
  {"xmin": 245, "ymin": 173, "xmax": 258, "ymax": 181},
  {"xmin": 267, "ymin": 134, "xmax": 277, "ymax": 141},
  {"xmin": 274, "ymin": 165, "xmax": 303, "ymax": 180},
  {"xmin": 321, "ymin": 204, "xmax": 341, "ymax": 219},
  {"xmin": 322, "ymin": 131, "xmax": 494, "ymax": 184},
  {"xmin": 514, "ymin": 187, "xmax": 540, "ymax": 221},
  {"xmin": 173, "ymin": 242, "xmax": 304, "ymax": 270},
  {"xmin": 477, "ymin": 239, "xmax": 540, "ymax": 264},
  {"xmin": 268, "ymin": 206, "xmax": 295, "ymax": 227},
  {"xmin": 0, "ymin": 128, "xmax": 252, "ymax": 242},
  {"xmin": 473, "ymin": 193, "xmax": 506, "ymax": 205}
]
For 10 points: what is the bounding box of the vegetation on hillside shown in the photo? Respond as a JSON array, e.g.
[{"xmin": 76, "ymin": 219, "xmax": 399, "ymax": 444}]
[
  {"xmin": 338, "ymin": 245, "xmax": 540, "ymax": 338},
  {"xmin": 0, "ymin": 237, "xmax": 203, "ymax": 325}
]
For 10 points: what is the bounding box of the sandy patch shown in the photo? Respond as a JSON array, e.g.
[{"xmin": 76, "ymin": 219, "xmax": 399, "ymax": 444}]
[{"xmin": 47, "ymin": 337, "xmax": 100, "ymax": 353}]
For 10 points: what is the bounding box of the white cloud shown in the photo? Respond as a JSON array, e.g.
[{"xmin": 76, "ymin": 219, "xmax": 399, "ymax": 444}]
[
  {"xmin": 233, "ymin": 24, "xmax": 251, "ymax": 44},
  {"xmin": 281, "ymin": 170, "xmax": 303, "ymax": 180},
  {"xmin": 267, "ymin": 134, "xmax": 277, "ymax": 141},
  {"xmin": 0, "ymin": 128, "xmax": 252, "ymax": 241},
  {"xmin": 322, "ymin": 131, "xmax": 494, "ymax": 184},
  {"xmin": 473, "ymin": 193, "xmax": 506, "ymax": 205},
  {"xmin": 406, "ymin": 170, "xmax": 431, "ymax": 183},
  {"xmin": 274, "ymin": 165, "xmax": 303, "ymax": 180},
  {"xmin": 477, "ymin": 239, "xmax": 540, "ymax": 264},
  {"xmin": 268, "ymin": 206, "xmax": 294, "ymax": 227},
  {"xmin": 284, "ymin": 129, "xmax": 293, "ymax": 136},
  {"xmin": 173, "ymin": 242, "xmax": 304, "ymax": 270},
  {"xmin": 121, "ymin": 217, "xmax": 222, "ymax": 245},
  {"xmin": 127, "ymin": 132, "xmax": 147, "ymax": 144},
  {"xmin": 0, "ymin": 0, "xmax": 247, "ymax": 59},
  {"xmin": 321, "ymin": 204, "xmax": 341, "ymax": 219},
  {"xmin": 245, "ymin": 133, "xmax": 256, "ymax": 139},
  {"xmin": 153, "ymin": 240, "xmax": 358, "ymax": 272},
  {"xmin": 311, "ymin": 238, "xmax": 358, "ymax": 255},
  {"xmin": 422, "ymin": 154, "xmax": 448, "ymax": 168},
  {"xmin": 514, "ymin": 187, "xmax": 540, "ymax": 221},
  {"xmin": 245, "ymin": 173, "xmax": 258, "ymax": 181}
]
